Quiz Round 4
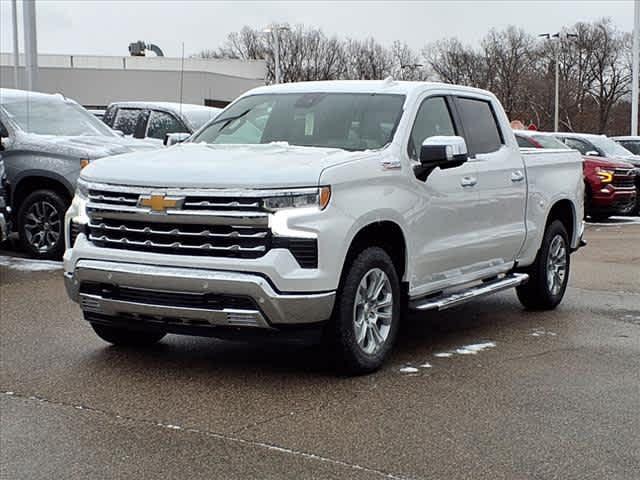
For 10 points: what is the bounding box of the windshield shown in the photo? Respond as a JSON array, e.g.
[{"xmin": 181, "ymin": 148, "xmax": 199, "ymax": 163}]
[
  {"xmin": 617, "ymin": 139, "xmax": 640, "ymax": 155},
  {"xmin": 589, "ymin": 136, "xmax": 634, "ymax": 158},
  {"xmin": 1, "ymin": 94, "xmax": 115, "ymax": 137},
  {"xmin": 192, "ymin": 93, "xmax": 406, "ymax": 151}
]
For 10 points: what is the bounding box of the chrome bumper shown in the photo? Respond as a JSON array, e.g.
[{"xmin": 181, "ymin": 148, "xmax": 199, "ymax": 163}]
[{"xmin": 64, "ymin": 260, "xmax": 335, "ymax": 329}]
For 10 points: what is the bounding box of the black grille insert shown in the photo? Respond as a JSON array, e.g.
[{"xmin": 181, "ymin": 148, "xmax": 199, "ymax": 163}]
[{"xmin": 80, "ymin": 282, "xmax": 259, "ymax": 310}]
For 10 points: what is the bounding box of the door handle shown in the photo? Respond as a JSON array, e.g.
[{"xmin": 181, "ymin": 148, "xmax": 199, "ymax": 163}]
[
  {"xmin": 461, "ymin": 176, "xmax": 477, "ymax": 187},
  {"xmin": 511, "ymin": 171, "xmax": 525, "ymax": 182}
]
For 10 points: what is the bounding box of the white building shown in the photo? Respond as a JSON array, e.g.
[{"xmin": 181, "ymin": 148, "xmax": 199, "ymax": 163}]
[{"xmin": 0, "ymin": 54, "xmax": 266, "ymax": 108}]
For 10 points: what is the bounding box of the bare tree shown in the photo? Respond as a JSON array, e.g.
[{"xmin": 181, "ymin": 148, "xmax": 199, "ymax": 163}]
[{"xmin": 423, "ymin": 38, "xmax": 488, "ymax": 87}]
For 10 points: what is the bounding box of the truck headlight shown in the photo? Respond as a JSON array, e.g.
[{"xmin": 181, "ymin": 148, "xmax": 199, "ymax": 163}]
[
  {"xmin": 595, "ymin": 168, "xmax": 614, "ymax": 184},
  {"xmin": 263, "ymin": 186, "xmax": 331, "ymax": 212}
]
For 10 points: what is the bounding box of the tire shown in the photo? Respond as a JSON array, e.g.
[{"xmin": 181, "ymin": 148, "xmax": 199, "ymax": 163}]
[
  {"xmin": 17, "ymin": 189, "xmax": 68, "ymax": 260},
  {"xmin": 327, "ymin": 247, "xmax": 401, "ymax": 375},
  {"xmin": 91, "ymin": 323, "xmax": 166, "ymax": 347},
  {"xmin": 517, "ymin": 220, "xmax": 570, "ymax": 311}
]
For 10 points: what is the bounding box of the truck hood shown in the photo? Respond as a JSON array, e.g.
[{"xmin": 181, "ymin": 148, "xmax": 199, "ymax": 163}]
[
  {"xmin": 81, "ymin": 142, "xmax": 367, "ymax": 188},
  {"xmin": 583, "ymin": 155, "xmax": 635, "ymax": 169},
  {"xmin": 12, "ymin": 132, "xmax": 157, "ymax": 160}
]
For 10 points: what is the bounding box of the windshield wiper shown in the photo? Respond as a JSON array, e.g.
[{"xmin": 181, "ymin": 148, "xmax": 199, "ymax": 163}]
[{"xmin": 211, "ymin": 108, "xmax": 252, "ymax": 132}]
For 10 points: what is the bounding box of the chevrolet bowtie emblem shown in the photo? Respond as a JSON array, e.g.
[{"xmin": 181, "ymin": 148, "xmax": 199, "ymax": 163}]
[{"xmin": 138, "ymin": 194, "xmax": 184, "ymax": 213}]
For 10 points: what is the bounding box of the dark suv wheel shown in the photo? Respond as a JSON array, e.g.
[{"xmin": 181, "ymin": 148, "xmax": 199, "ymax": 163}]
[
  {"xmin": 327, "ymin": 247, "xmax": 401, "ymax": 375},
  {"xmin": 17, "ymin": 189, "xmax": 68, "ymax": 260}
]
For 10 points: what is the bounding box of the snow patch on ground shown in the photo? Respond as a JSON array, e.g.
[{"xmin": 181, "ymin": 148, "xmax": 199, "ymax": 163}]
[
  {"xmin": 0, "ymin": 255, "xmax": 62, "ymax": 272},
  {"xmin": 433, "ymin": 352, "xmax": 453, "ymax": 358},
  {"xmin": 434, "ymin": 342, "xmax": 496, "ymax": 358},
  {"xmin": 399, "ymin": 366, "xmax": 419, "ymax": 374},
  {"xmin": 530, "ymin": 328, "xmax": 557, "ymax": 337}
]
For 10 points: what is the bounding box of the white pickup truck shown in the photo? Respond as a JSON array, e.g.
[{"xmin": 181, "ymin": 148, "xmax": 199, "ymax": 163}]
[{"xmin": 64, "ymin": 80, "xmax": 584, "ymax": 374}]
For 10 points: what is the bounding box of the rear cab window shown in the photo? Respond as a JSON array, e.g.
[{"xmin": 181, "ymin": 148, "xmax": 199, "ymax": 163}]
[{"xmin": 454, "ymin": 97, "xmax": 503, "ymax": 156}]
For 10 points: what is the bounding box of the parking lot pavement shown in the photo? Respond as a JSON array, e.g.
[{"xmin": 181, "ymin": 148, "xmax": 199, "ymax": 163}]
[{"xmin": 1, "ymin": 222, "xmax": 638, "ymax": 480}]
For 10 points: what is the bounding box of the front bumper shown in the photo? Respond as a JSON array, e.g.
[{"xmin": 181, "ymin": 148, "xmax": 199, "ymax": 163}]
[
  {"xmin": 591, "ymin": 188, "xmax": 636, "ymax": 215},
  {"xmin": 64, "ymin": 260, "xmax": 336, "ymax": 330}
]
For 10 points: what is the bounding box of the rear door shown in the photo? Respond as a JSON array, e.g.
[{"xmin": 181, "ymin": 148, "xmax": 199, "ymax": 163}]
[{"xmin": 454, "ymin": 95, "xmax": 527, "ymax": 270}]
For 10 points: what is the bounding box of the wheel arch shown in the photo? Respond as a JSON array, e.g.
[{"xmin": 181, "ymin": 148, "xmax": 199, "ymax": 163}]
[
  {"xmin": 545, "ymin": 198, "xmax": 576, "ymax": 246},
  {"xmin": 341, "ymin": 220, "xmax": 408, "ymax": 286},
  {"xmin": 12, "ymin": 171, "xmax": 74, "ymax": 214}
]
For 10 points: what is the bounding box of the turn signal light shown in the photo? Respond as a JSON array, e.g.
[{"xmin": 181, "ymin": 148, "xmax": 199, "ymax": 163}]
[
  {"xmin": 319, "ymin": 186, "xmax": 331, "ymax": 210},
  {"xmin": 80, "ymin": 159, "xmax": 90, "ymax": 169}
]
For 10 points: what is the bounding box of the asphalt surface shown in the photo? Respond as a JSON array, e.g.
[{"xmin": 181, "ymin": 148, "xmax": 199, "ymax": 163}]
[{"xmin": 1, "ymin": 220, "xmax": 639, "ymax": 480}]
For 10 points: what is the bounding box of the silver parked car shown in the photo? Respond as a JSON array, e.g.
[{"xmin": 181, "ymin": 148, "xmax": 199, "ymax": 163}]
[
  {"xmin": 102, "ymin": 101, "xmax": 221, "ymax": 145},
  {"xmin": 0, "ymin": 88, "xmax": 156, "ymax": 259}
]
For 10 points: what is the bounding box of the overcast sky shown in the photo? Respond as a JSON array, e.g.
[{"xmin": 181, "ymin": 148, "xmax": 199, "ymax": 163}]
[{"xmin": 0, "ymin": 1, "xmax": 636, "ymax": 58}]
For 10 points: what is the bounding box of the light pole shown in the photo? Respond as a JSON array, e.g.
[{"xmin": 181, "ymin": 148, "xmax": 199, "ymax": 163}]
[
  {"xmin": 632, "ymin": 0, "xmax": 639, "ymax": 135},
  {"xmin": 539, "ymin": 32, "xmax": 577, "ymax": 132},
  {"xmin": 22, "ymin": 0, "xmax": 38, "ymax": 91},
  {"xmin": 11, "ymin": 0, "xmax": 19, "ymax": 88},
  {"xmin": 263, "ymin": 25, "xmax": 290, "ymax": 84}
]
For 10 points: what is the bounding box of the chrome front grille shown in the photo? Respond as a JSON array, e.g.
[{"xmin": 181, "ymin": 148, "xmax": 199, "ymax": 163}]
[
  {"xmin": 86, "ymin": 184, "xmax": 271, "ymax": 259},
  {"xmin": 612, "ymin": 169, "xmax": 636, "ymax": 188},
  {"xmin": 88, "ymin": 187, "xmax": 264, "ymax": 211}
]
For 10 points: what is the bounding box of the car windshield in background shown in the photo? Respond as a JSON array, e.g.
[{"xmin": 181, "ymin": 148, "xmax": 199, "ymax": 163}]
[
  {"xmin": 1, "ymin": 95, "xmax": 115, "ymax": 137},
  {"xmin": 531, "ymin": 135, "xmax": 569, "ymax": 149},
  {"xmin": 192, "ymin": 93, "xmax": 405, "ymax": 151},
  {"xmin": 589, "ymin": 136, "xmax": 633, "ymax": 158},
  {"xmin": 618, "ymin": 140, "xmax": 640, "ymax": 155}
]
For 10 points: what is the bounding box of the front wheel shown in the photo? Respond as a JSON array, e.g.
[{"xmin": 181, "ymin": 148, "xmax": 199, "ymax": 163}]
[
  {"xmin": 17, "ymin": 189, "xmax": 68, "ymax": 260},
  {"xmin": 327, "ymin": 247, "xmax": 401, "ymax": 375},
  {"xmin": 517, "ymin": 220, "xmax": 570, "ymax": 311}
]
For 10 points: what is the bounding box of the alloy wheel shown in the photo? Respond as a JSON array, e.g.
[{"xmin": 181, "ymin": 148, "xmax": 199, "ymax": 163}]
[
  {"xmin": 353, "ymin": 268, "xmax": 394, "ymax": 355},
  {"xmin": 24, "ymin": 200, "xmax": 62, "ymax": 253}
]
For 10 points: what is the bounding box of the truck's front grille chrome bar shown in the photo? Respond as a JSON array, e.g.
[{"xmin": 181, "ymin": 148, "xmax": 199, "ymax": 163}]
[{"xmin": 88, "ymin": 221, "xmax": 268, "ymax": 239}]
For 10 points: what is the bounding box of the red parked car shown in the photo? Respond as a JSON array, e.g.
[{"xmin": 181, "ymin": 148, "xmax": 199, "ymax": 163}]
[{"xmin": 515, "ymin": 131, "xmax": 637, "ymax": 221}]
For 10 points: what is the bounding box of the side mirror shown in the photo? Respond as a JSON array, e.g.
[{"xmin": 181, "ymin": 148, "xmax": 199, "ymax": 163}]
[
  {"xmin": 112, "ymin": 129, "xmax": 125, "ymax": 137},
  {"xmin": 420, "ymin": 136, "xmax": 468, "ymax": 169},
  {"xmin": 585, "ymin": 150, "xmax": 600, "ymax": 157},
  {"xmin": 164, "ymin": 132, "xmax": 190, "ymax": 146}
]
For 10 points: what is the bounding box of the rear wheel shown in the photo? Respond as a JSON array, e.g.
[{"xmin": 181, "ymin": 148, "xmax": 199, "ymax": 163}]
[
  {"xmin": 327, "ymin": 247, "xmax": 401, "ymax": 375},
  {"xmin": 91, "ymin": 323, "xmax": 166, "ymax": 346},
  {"xmin": 517, "ymin": 220, "xmax": 570, "ymax": 311},
  {"xmin": 17, "ymin": 189, "xmax": 68, "ymax": 260}
]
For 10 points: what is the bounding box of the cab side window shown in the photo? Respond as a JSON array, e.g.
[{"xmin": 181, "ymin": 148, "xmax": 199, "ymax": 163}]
[
  {"xmin": 516, "ymin": 135, "xmax": 535, "ymax": 148},
  {"xmin": 455, "ymin": 97, "xmax": 503, "ymax": 156},
  {"xmin": 408, "ymin": 96, "xmax": 456, "ymax": 160},
  {"xmin": 563, "ymin": 138, "xmax": 592, "ymax": 156},
  {"xmin": 112, "ymin": 108, "xmax": 142, "ymax": 136},
  {"xmin": 147, "ymin": 110, "xmax": 189, "ymax": 140}
]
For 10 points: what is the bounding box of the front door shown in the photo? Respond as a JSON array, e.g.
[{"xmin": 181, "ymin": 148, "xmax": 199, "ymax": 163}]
[{"xmin": 405, "ymin": 95, "xmax": 485, "ymax": 297}]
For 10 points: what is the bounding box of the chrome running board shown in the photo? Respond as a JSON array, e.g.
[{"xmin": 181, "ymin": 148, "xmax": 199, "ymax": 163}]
[{"xmin": 409, "ymin": 273, "xmax": 529, "ymax": 311}]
